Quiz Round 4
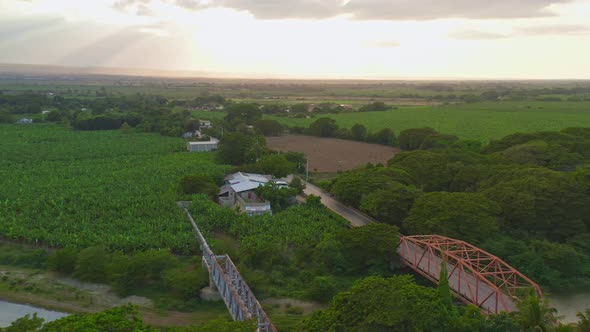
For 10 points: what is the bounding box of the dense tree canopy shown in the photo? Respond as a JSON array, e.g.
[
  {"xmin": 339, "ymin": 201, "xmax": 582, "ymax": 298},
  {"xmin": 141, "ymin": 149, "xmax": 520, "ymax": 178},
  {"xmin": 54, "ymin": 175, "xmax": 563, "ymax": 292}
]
[
  {"xmin": 254, "ymin": 119, "xmax": 283, "ymax": 136},
  {"xmin": 216, "ymin": 132, "xmax": 266, "ymax": 165},
  {"xmin": 301, "ymin": 275, "xmax": 452, "ymax": 332},
  {"xmin": 398, "ymin": 127, "xmax": 438, "ymax": 150},
  {"xmin": 306, "ymin": 117, "xmax": 339, "ymax": 137},
  {"xmin": 389, "ymin": 150, "xmax": 454, "ymax": 192},
  {"xmin": 404, "ymin": 192, "xmax": 500, "ymax": 243}
]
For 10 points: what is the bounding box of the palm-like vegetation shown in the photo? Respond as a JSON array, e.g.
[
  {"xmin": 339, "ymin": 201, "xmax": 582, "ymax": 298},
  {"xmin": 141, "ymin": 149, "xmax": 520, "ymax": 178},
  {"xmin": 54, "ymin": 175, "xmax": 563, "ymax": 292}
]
[
  {"xmin": 577, "ymin": 309, "xmax": 590, "ymax": 332},
  {"xmin": 515, "ymin": 290, "xmax": 559, "ymax": 332}
]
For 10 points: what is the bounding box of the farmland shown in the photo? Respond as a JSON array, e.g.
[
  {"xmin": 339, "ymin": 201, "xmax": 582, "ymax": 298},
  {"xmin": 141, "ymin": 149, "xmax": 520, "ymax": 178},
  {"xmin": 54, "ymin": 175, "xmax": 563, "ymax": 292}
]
[
  {"xmin": 261, "ymin": 101, "xmax": 590, "ymax": 142},
  {"xmin": 0, "ymin": 124, "xmax": 230, "ymax": 252},
  {"xmin": 266, "ymin": 135, "xmax": 401, "ymax": 172}
]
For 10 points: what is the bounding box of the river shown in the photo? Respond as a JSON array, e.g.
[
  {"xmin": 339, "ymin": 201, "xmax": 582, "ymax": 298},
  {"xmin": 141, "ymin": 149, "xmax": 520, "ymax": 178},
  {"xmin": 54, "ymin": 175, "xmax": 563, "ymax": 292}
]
[
  {"xmin": 0, "ymin": 300, "xmax": 68, "ymax": 327},
  {"xmin": 551, "ymin": 293, "xmax": 590, "ymax": 323}
]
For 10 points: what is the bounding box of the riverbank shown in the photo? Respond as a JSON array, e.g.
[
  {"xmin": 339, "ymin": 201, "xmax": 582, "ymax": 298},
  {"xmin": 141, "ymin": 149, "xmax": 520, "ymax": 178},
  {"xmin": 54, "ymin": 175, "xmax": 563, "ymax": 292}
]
[
  {"xmin": 0, "ymin": 265, "xmax": 229, "ymax": 327},
  {"xmin": 0, "ymin": 300, "xmax": 68, "ymax": 327}
]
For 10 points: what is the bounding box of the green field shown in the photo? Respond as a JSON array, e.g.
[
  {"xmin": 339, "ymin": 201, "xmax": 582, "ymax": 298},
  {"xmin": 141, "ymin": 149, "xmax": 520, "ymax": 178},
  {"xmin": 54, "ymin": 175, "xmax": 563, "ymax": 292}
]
[
  {"xmin": 190, "ymin": 101, "xmax": 590, "ymax": 142},
  {"xmin": 0, "ymin": 124, "xmax": 229, "ymax": 252},
  {"xmin": 260, "ymin": 101, "xmax": 590, "ymax": 142}
]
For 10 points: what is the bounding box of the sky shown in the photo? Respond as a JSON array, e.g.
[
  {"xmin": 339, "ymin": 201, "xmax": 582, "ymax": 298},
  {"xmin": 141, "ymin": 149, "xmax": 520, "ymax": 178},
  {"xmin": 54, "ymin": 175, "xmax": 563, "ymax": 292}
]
[{"xmin": 1, "ymin": 0, "xmax": 590, "ymax": 79}]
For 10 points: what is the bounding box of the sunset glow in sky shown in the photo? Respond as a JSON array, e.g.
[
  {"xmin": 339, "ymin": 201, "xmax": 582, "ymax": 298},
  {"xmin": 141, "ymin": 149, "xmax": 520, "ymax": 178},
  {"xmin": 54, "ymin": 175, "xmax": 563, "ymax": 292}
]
[{"xmin": 1, "ymin": 0, "xmax": 590, "ymax": 79}]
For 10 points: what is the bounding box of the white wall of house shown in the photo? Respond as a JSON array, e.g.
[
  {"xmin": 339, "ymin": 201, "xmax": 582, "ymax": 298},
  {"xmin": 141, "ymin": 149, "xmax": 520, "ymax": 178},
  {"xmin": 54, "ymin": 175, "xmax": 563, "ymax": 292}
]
[{"xmin": 187, "ymin": 141, "xmax": 218, "ymax": 152}]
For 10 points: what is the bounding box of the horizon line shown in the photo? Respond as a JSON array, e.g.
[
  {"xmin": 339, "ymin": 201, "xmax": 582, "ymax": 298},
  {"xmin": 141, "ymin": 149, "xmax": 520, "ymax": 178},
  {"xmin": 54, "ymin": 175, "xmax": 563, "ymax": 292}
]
[{"xmin": 1, "ymin": 63, "xmax": 590, "ymax": 82}]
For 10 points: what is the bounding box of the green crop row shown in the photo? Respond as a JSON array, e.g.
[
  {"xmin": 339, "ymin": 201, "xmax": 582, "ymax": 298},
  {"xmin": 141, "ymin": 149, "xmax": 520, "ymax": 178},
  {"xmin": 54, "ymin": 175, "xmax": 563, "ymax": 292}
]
[{"xmin": 0, "ymin": 124, "xmax": 230, "ymax": 253}]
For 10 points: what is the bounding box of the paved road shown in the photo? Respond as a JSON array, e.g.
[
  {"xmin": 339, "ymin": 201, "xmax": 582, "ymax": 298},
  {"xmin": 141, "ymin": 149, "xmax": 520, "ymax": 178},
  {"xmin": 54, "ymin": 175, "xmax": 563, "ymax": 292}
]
[
  {"xmin": 303, "ymin": 182, "xmax": 375, "ymax": 227},
  {"xmin": 398, "ymin": 240, "xmax": 517, "ymax": 313}
]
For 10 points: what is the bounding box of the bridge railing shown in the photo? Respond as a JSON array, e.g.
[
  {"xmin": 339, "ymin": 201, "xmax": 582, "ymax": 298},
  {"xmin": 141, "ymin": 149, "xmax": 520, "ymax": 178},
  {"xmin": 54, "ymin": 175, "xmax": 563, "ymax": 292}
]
[{"xmin": 184, "ymin": 208, "xmax": 276, "ymax": 332}]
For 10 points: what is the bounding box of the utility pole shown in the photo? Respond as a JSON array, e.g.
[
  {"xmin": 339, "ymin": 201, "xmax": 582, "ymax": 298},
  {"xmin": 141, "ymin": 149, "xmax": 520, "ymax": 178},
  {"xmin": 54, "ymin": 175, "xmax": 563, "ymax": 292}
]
[{"xmin": 306, "ymin": 158, "xmax": 309, "ymax": 183}]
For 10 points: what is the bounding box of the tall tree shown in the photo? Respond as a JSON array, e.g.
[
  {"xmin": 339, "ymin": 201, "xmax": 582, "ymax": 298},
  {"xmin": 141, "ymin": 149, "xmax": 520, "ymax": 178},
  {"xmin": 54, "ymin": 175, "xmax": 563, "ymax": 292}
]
[{"xmin": 437, "ymin": 258, "xmax": 454, "ymax": 311}]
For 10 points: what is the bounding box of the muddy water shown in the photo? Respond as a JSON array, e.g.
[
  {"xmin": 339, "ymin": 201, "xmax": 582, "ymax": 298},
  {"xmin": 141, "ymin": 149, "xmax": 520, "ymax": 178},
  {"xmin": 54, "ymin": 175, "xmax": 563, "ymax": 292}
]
[
  {"xmin": 551, "ymin": 293, "xmax": 590, "ymax": 323},
  {"xmin": 0, "ymin": 300, "xmax": 68, "ymax": 327}
]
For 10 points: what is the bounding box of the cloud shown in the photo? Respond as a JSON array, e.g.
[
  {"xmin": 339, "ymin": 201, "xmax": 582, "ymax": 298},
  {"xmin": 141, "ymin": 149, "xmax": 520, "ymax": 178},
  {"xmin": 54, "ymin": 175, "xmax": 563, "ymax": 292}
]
[
  {"xmin": 173, "ymin": 0, "xmax": 573, "ymax": 20},
  {"xmin": 367, "ymin": 40, "xmax": 401, "ymax": 48},
  {"xmin": 174, "ymin": 0, "xmax": 343, "ymax": 19},
  {"xmin": 449, "ymin": 24, "xmax": 590, "ymax": 40},
  {"xmin": 518, "ymin": 24, "xmax": 590, "ymax": 35},
  {"xmin": 449, "ymin": 30, "xmax": 508, "ymax": 40},
  {"xmin": 113, "ymin": 0, "xmax": 154, "ymax": 16}
]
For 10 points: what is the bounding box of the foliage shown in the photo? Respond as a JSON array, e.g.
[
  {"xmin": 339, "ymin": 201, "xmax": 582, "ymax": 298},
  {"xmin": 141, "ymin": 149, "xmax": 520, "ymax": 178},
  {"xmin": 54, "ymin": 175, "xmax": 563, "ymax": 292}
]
[
  {"xmin": 437, "ymin": 260, "xmax": 454, "ymax": 311},
  {"xmin": 168, "ymin": 318, "xmax": 257, "ymax": 332},
  {"xmin": 367, "ymin": 127, "xmax": 396, "ymax": 146},
  {"xmin": 244, "ymin": 154, "xmax": 296, "ymax": 178},
  {"xmin": 497, "ymin": 140, "xmax": 583, "ymax": 171},
  {"xmin": 420, "ymin": 133, "xmax": 460, "ymax": 150},
  {"xmin": 48, "ymin": 247, "xmax": 79, "ymax": 274},
  {"xmin": 330, "ymin": 166, "xmax": 412, "ymax": 207},
  {"xmin": 177, "ymin": 175, "xmax": 219, "ymax": 199},
  {"xmin": 108, "ymin": 249, "xmax": 181, "ymax": 295},
  {"xmin": 216, "ymin": 132, "xmax": 266, "ymax": 165},
  {"xmin": 189, "ymin": 195, "xmax": 359, "ymax": 299},
  {"xmin": 358, "ymin": 101, "xmax": 390, "ymax": 112},
  {"xmin": 73, "ymin": 246, "xmax": 110, "ymax": 282},
  {"xmin": 307, "ymin": 276, "xmax": 338, "ymax": 302},
  {"xmin": 255, "ymin": 181, "xmax": 298, "ymax": 213},
  {"xmin": 0, "ymin": 125, "xmax": 230, "ymax": 252},
  {"xmin": 350, "ymin": 123, "xmax": 368, "ymax": 141},
  {"xmin": 305, "ymin": 117, "xmax": 339, "ymax": 137},
  {"xmin": 224, "ymin": 103, "xmax": 262, "ymax": 130},
  {"xmin": 41, "ymin": 305, "xmax": 157, "ymax": 332},
  {"xmin": 479, "ymin": 167, "xmax": 590, "ymax": 241},
  {"xmin": 359, "ymin": 183, "xmax": 417, "ymax": 227},
  {"xmin": 514, "ymin": 290, "xmax": 559, "ymax": 332},
  {"xmin": 1, "ymin": 313, "xmax": 44, "ymax": 332},
  {"xmin": 578, "ymin": 309, "xmax": 590, "ymax": 332},
  {"xmin": 398, "ymin": 127, "xmax": 438, "ymax": 150},
  {"xmin": 290, "ymin": 176, "xmax": 305, "ymax": 194},
  {"xmin": 254, "ymin": 119, "xmax": 283, "ymax": 136},
  {"xmin": 404, "ymin": 192, "xmax": 500, "ymax": 243},
  {"xmin": 389, "ymin": 150, "xmax": 455, "ymax": 191},
  {"xmin": 301, "ymin": 275, "xmax": 453, "ymax": 331},
  {"xmin": 336, "ymin": 223, "xmax": 400, "ymax": 274},
  {"xmin": 163, "ymin": 266, "xmax": 209, "ymax": 300}
]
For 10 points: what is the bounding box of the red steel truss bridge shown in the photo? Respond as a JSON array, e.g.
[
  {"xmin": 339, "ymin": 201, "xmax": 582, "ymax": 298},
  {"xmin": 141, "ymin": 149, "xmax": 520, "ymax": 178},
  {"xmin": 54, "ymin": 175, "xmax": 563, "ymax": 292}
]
[
  {"xmin": 184, "ymin": 209, "xmax": 277, "ymax": 332},
  {"xmin": 398, "ymin": 235, "xmax": 543, "ymax": 314}
]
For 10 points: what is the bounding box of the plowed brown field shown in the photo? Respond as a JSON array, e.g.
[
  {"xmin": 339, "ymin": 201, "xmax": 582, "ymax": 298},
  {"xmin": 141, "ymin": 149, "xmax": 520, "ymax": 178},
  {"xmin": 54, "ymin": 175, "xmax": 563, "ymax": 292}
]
[{"xmin": 266, "ymin": 135, "xmax": 401, "ymax": 172}]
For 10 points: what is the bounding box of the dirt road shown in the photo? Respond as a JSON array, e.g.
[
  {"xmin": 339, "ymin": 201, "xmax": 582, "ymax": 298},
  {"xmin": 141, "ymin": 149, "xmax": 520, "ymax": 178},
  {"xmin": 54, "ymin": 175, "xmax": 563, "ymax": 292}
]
[{"xmin": 303, "ymin": 182, "xmax": 374, "ymax": 227}]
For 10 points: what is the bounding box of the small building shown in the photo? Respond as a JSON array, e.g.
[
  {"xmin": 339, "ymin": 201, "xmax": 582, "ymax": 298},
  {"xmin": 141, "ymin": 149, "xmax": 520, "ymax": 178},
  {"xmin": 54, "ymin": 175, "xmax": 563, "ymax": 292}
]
[
  {"xmin": 199, "ymin": 120, "xmax": 212, "ymax": 129},
  {"xmin": 218, "ymin": 172, "xmax": 288, "ymax": 216},
  {"xmin": 187, "ymin": 138, "xmax": 219, "ymax": 152},
  {"xmin": 182, "ymin": 131, "xmax": 195, "ymax": 139},
  {"xmin": 16, "ymin": 118, "xmax": 33, "ymax": 124}
]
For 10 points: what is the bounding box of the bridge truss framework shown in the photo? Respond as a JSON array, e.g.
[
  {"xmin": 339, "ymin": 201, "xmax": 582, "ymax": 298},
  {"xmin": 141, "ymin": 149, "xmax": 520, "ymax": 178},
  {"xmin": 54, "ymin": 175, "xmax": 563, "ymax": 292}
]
[{"xmin": 398, "ymin": 235, "xmax": 543, "ymax": 314}]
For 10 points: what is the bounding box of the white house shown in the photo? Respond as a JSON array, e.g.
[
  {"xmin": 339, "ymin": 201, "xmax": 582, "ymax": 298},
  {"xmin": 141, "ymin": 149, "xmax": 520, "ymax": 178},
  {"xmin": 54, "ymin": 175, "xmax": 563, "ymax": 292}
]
[
  {"xmin": 16, "ymin": 118, "xmax": 33, "ymax": 124},
  {"xmin": 218, "ymin": 172, "xmax": 288, "ymax": 216},
  {"xmin": 187, "ymin": 138, "xmax": 219, "ymax": 152},
  {"xmin": 199, "ymin": 120, "xmax": 212, "ymax": 129}
]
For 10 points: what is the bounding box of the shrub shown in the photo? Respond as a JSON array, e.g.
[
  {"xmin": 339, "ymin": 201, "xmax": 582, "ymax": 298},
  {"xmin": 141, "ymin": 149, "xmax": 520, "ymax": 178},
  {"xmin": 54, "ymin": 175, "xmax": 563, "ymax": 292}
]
[{"xmin": 48, "ymin": 248, "xmax": 78, "ymax": 275}]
